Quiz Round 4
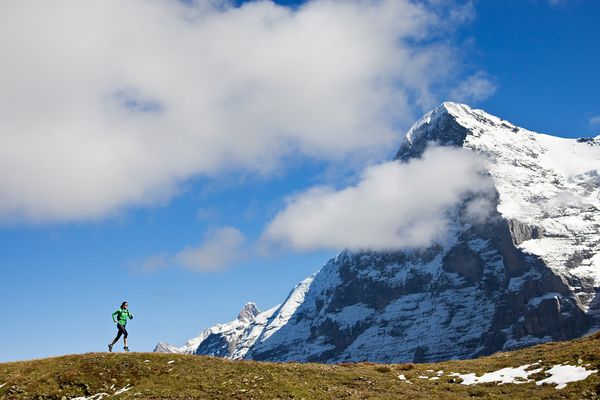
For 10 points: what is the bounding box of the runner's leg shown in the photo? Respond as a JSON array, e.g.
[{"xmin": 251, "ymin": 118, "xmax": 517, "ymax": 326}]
[
  {"xmin": 111, "ymin": 324, "xmax": 123, "ymax": 345},
  {"xmin": 123, "ymin": 326, "xmax": 128, "ymax": 348}
]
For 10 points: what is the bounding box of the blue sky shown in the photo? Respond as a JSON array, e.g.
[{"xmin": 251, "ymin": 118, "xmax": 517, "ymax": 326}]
[{"xmin": 0, "ymin": 0, "xmax": 599, "ymax": 362}]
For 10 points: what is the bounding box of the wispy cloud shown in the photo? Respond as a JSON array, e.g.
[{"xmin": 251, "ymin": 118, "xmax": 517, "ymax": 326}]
[
  {"xmin": 195, "ymin": 207, "xmax": 220, "ymax": 222},
  {"xmin": 132, "ymin": 253, "xmax": 169, "ymax": 273},
  {"xmin": 0, "ymin": 0, "xmax": 480, "ymax": 223},
  {"xmin": 449, "ymin": 71, "xmax": 497, "ymax": 104},
  {"xmin": 589, "ymin": 116, "xmax": 600, "ymax": 127},
  {"xmin": 263, "ymin": 146, "xmax": 494, "ymax": 252},
  {"xmin": 546, "ymin": 0, "xmax": 574, "ymax": 6},
  {"xmin": 134, "ymin": 226, "xmax": 246, "ymax": 273},
  {"xmin": 175, "ymin": 226, "xmax": 246, "ymax": 272}
]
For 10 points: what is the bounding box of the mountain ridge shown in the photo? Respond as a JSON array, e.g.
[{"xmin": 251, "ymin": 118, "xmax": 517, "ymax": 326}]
[{"xmin": 156, "ymin": 102, "xmax": 600, "ymax": 363}]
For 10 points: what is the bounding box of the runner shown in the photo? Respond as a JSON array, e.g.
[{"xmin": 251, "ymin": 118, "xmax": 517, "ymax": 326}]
[{"xmin": 108, "ymin": 301, "xmax": 133, "ymax": 352}]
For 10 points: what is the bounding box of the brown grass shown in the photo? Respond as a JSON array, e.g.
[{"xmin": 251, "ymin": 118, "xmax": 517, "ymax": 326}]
[{"xmin": 1, "ymin": 333, "xmax": 600, "ymax": 399}]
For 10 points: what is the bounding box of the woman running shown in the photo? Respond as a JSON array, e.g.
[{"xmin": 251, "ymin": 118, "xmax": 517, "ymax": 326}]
[{"xmin": 108, "ymin": 301, "xmax": 133, "ymax": 352}]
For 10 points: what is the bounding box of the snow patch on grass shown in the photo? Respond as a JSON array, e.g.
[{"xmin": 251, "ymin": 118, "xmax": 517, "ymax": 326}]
[
  {"xmin": 71, "ymin": 385, "xmax": 132, "ymax": 400},
  {"xmin": 453, "ymin": 364, "xmax": 542, "ymax": 385},
  {"xmin": 114, "ymin": 384, "xmax": 132, "ymax": 396},
  {"xmin": 72, "ymin": 393, "xmax": 109, "ymax": 400},
  {"xmin": 448, "ymin": 363, "xmax": 597, "ymax": 389},
  {"xmin": 536, "ymin": 365, "xmax": 598, "ymax": 390}
]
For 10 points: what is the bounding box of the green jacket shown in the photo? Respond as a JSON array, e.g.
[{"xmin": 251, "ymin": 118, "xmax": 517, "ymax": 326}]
[{"xmin": 112, "ymin": 308, "xmax": 133, "ymax": 326}]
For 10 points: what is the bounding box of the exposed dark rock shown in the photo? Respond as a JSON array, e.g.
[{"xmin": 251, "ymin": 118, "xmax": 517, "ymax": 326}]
[
  {"xmin": 238, "ymin": 303, "xmax": 260, "ymax": 322},
  {"xmin": 395, "ymin": 107, "xmax": 470, "ymax": 161},
  {"xmin": 442, "ymin": 243, "xmax": 484, "ymax": 284},
  {"xmin": 195, "ymin": 333, "xmax": 232, "ymax": 357},
  {"xmin": 508, "ymin": 219, "xmax": 545, "ymax": 246}
]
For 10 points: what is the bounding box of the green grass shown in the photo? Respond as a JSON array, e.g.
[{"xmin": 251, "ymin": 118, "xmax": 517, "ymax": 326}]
[{"xmin": 2, "ymin": 333, "xmax": 600, "ymax": 399}]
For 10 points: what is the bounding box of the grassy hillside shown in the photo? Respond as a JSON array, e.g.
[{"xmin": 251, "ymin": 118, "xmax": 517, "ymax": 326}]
[{"xmin": 2, "ymin": 333, "xmax": 600, "ymax": 399}]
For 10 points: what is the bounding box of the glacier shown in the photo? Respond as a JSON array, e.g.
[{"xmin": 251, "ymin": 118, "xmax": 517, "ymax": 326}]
[{"xmin": 156, "ymin": 102, "xmax": 600, "ymax": 363}]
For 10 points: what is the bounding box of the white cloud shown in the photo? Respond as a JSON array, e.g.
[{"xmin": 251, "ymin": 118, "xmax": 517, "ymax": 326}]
[
  {"xmin": 175, "ymin": 226, "xmax": 246, "ymax": 271},
  {"xmin": 263, "ymin": 146, "xmax": 493, "ymax": 251},
  {"xmin": 134, "ymin": 226, "xmax": 246, "ymax": 272},
  {"xmin": 0, "ymin": 0, "xmax": 477, "ymax": 223},
  {"xmin": 449, "ymin": 71, "xmax": 497, "ymax": 103},
  {"xmin": 589, "ymin": 116, "xmax": 600, "ymax": 127}
]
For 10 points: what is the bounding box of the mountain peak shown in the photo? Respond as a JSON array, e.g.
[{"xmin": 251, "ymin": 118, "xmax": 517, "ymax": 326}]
[
  {"xmin": 440, "ymin": 100, "xmax": 470, "ymax": 113},
  {"xmin": 396, "ymin": 102, "xmax": 522, "ymax": 161},
  {"xmin": 395, "ymin": 102, "xmax": 473, "ymax": 161},
  {"xmin": 420, "ymin": 101, "xmax": 473, "ymax": 124},
  {"xmin": 238, "ymin": 302, "xmax": 260, "ymax": 322}
]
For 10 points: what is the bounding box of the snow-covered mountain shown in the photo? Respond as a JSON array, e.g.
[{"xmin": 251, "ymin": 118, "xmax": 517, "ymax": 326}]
[
  {"xmin": 154, "ymin": 275, "xmax": 314, "ymax": 358},
  {"xmin": 156, "ymin": 102, "xmax": 600, "ymax": 363},
  {"xmin": 154, "ymin": 302, "xmax": 276, "ymax": 358}
]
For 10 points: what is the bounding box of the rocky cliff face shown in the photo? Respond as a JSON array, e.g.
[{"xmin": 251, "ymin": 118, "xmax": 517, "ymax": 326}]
[{"xmin": 157, "ymin": 103, "xmax": 600, "ymax": 363}]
